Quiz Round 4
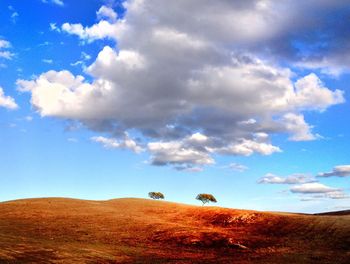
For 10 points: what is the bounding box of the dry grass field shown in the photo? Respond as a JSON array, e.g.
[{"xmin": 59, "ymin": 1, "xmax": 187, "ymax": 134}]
[{"xmin": 0, "ymin": 198, "xmax": 349, "ymax": 263}]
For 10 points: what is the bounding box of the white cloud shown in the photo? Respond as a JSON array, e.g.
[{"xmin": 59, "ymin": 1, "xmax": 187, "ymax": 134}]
[
  {"xmin": 61, "ymin": 15, "xmax": 125, "ymax": 43},
  {"xmin": 38, "ymin": 41, "xmax": 51, "ymax": 47},
  {"xmin": 42, "ymin": 0, "xmax": 64, "ymax": 7},
  {"xmin": 290, "ymin": 183, "xmax": 340, "ymax": 194},
  {"xmin": 8, "ymin": 6, "xmax": 18, "ymax": 23},
  {"xmin": 81, "ymin": 52, "xmax": 91, "ymax": 61},
  {"xmin": 326, "ymin": 191, "xmax": 350, "ymax": 200},
  {"xmin": 239, "ymin": 118, "xmax": 257, "ymax": 125},
  {"xmin": 295, "ymin": 60, "xmax": 345, "ymax": 78},
  {"xmin": 259, "ymin": 171, "xmax": 350, "ymax": 200},
  {"xmin": 146, "ymin": 132, "xmax": 280, "ymax": 170},
  {"xmin": 0, "ymin": 87, "xmax": 18, "ymax": 110},
  {"xmin": 50, "ymin": 23, "xmax": 60, "ymax": 32},
  {"xmin": 0, "ymin": 39, "xmax": 14, "ymax": 60},
  {"xmin": 281, "ymin": 113, "xmax": 318, "ymax": 141},
  {"xmin": 292, "ymin": 73, "xmax": 344, "ymax": 111},
  {"xmin": 215, "ymin": 138, "xmax": 281, "ymax": 156},
  {"xmin": 175, "ymin": 166, "xmax": 203, "ymax": 173},
  {"xmin": 53, "ymin": 0, "xmax": 64, "ymax": 6},
  {"xmin": 300, "ymin": 191, "xmax": 350, "ymax": 201},
  {"xmin": 0, "ymin": 40, "xmax": 10, "ymax": 49},
  {"xmin": 17, "ymin": 70, "xmax": 97, "ymax": 117},
  {"xmin": 258, "ymin": 173, "xmax": 315, "ymax": 184},
  {"xmin": 97, "ymin": 5, "xmax": 117, "ymax": 22},
  {"xmin": 91, "ymin": 134, "xmax": 143, "ymax": 153},
  {"xmin": 24, "ymin": 116, "xmax": 33, "ymax": 122},
  {"xmin": 148, "ymin": 137, "xmax": 214, "ymax": 168},
  {"xmin": 227, "ymin": 163, "xmax": 248, "ymax": 172},
  {"xmin": 318, "ymin": 165, "xmax": 350, "ymax": 177},
  {"xmin": 11, "ymin": 12, "xmax": 18, "ymax": 23},
  {"xmin": 187, "ymin": 133, "xmax": 209, "ymax": 144},
  {"xmin": 70, "ymin": 61, "xmax": 83, "ymax": 67},
  {"xmin": 17, "ymin": 1, "xmax": 346, "ymax": 169},
  {"xmin": 0, "ymin": 51, "xmax": 14, "ymax": 60},
  {"xmin": 11, "ymin": 12, "xmax": 18, "ymax": 19},
  {"xmin": 42, "ymin": 59, "xmax": 53, "ymax": 64},
  {"xmin": 71, "ymin": 52, "xmax": 92, "ymax": 68}
]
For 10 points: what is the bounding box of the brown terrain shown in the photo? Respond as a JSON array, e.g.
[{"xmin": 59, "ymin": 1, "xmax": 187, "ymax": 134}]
[{"xmin": 0, "ymin": 198, "xmax": 349, "ymax": 263}]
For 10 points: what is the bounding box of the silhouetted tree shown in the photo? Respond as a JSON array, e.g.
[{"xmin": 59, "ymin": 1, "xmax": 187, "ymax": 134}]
[
  {"xmin": 148, "ymin": 192, "xmax": 165, "ymax": 200},
  {"xmin": 196, "ymin": 193, "xmax": 217, "ymax": 205}
]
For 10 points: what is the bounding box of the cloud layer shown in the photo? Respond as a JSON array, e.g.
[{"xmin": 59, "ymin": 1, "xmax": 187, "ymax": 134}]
[{"xmin": 18, "ymin": 1, "xmax": 346, "ymax": 169}]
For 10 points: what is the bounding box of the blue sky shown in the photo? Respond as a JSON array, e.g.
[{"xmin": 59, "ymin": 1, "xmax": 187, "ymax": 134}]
[{"xmin": 1, "ymin": 0, "xmax": 350, "ymax": 213}]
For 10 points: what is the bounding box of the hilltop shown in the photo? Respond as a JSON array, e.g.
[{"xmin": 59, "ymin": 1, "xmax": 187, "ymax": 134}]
[{"xmin": 0, "ymin": 198, "xmax": 349, "ymax": 263}]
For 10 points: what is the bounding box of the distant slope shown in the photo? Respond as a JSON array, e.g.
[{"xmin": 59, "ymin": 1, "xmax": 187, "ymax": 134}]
[
  {"xmin": 315, "ymin": 210, "xmax": 350, "ymax": 216},
  {"xmin": 0, "ymin": 198, "xmax": 349, "ymax": 263}
]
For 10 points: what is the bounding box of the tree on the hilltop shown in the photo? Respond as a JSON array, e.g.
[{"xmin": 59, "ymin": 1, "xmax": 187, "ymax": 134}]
[
  {"xmin": 196, "ymin": 193, "xmax": 217, "ymax": 205},
  {"xmin": 148, "ymin": 192, "xmax": 165, "ymax": 200}
]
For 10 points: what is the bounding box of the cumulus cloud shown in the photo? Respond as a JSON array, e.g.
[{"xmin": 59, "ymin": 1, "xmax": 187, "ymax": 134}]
[
  {"xmin": 258, "ymin": 173, "xmax": 315, "ymax": 184},
  {"xmin": 91, "ymin": 134, "xmax": 143, "ymax": 153},
  {"xmin": 292, "ymin": 74, "xmax": 344, "ymax": 111},
  {"xmin": 61, "ymin": 21, "xmax": 124, "ymax": 43},
  {"xmin": 61, "ymin": 7, "xmax": 125, "ymax": 43},
  {"xmin": 148, "ymin": 133, "xmax": 214, "ymax": 169},
  {"xmin": 97, "ymin": 5, "xmax": 117, "ymax": 22},
  {"xmin": 318, "ymin": 165, "xmax": 350, "ymax": 177},
  {"xmin": 0, "ymin": 87, "xmax": 18, "ymax": 110},
  {"xmin": 281, "ymin": 113, "xmax": 319, "ymax": 141},
  {"xmin": 213, "ymin": 138, "xmax": 281, "ymax": 156},
  {"xmin": 17, "ymin": 1, "xmax": 346, "ymax": 169}
]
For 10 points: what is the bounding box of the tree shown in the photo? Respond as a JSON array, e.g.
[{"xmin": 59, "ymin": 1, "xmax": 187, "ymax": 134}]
[
  {"xmin": 196, "ymin": 193, "xmax": 217, "ymax": 205},
  {"xmin": 148, "ymin": 192, "xmax": 165, "ymax": 200}
]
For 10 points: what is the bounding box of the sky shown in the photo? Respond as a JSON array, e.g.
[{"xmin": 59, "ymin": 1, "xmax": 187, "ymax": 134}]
[{"xmin": 1, "ymin": 0, "xmax": 350, "ymax": 213}]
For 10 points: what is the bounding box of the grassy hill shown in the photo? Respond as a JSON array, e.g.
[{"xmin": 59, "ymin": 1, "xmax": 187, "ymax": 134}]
[{"xmin": 0, "ymin": 198, "xmax": 349, "ymax": 263}]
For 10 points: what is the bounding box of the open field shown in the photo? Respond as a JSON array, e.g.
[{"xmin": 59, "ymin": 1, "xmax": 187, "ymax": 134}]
[{"xmin": 0, "ymin": 198, "xmax": 349, "ymax": 263}]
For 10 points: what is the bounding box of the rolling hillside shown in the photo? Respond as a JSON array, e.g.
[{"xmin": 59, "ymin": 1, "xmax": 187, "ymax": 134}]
[{"xmin": 0, "ymin": 198, "xmax": 349, "ymax": 263}]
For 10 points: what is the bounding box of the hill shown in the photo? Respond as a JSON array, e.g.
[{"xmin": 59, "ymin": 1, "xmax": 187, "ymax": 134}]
[
  {"xmin": 0, "ymin": 198, "xmax": 349, "ymax": 263},
  {"xmin": 315, "ymin": 210, "xmax": 350, "ymax": 216}
]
